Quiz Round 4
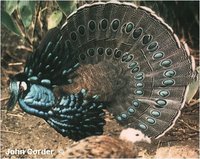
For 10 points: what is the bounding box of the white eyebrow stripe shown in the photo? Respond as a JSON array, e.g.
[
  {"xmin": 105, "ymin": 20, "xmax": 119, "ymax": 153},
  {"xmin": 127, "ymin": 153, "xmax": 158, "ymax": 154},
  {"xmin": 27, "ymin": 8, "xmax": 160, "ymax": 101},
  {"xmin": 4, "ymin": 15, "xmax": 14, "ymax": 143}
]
[{"xmin": 21, "ymin": 81, "xmax": 27, "ymax": 91}]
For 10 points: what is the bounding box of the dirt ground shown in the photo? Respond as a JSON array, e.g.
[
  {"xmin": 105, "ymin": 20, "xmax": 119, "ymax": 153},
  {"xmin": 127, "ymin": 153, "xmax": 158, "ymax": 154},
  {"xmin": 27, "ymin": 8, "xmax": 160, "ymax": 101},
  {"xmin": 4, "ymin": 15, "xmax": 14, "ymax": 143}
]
[{"xmin": 1, "ymin": 25, "xmax": 199, "ymax": 158}]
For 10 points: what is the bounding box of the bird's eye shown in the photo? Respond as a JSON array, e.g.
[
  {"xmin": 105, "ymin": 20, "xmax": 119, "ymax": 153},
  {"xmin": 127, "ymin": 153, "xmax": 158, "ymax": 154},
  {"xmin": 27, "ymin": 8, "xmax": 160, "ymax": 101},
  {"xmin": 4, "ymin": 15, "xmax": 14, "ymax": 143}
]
[{"xmin": 7, "ymin": 79, "xmax": 10, "ymax": 85}]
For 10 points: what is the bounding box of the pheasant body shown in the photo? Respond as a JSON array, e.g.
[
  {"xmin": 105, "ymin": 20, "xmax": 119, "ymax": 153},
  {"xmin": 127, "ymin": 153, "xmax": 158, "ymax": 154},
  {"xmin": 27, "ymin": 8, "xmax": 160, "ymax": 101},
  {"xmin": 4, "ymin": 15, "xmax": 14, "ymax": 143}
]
[
  {"xmin": 7, "ymin": 1, "xmax": 196, "ymax": 140},
  {"xmin": 56, "ymin": 135, "xmax": 138, "ymax": 158}
]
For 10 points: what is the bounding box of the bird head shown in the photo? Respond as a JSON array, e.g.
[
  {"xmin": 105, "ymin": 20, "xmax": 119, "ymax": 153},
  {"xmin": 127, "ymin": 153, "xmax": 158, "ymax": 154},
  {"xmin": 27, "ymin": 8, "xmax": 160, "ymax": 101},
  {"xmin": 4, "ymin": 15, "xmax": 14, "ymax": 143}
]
[{"xmin": 7, "ymin": 73, "xmax": 28, "ymax": 111}]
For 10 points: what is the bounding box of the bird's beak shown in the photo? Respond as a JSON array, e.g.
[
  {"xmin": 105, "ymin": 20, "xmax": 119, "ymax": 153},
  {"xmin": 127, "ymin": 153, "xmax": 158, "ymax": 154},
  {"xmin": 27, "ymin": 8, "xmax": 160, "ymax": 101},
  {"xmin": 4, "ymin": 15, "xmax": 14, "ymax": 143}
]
[{"xmin": 7, "ymin": 80, "xmax": 19, "ymax": 111}]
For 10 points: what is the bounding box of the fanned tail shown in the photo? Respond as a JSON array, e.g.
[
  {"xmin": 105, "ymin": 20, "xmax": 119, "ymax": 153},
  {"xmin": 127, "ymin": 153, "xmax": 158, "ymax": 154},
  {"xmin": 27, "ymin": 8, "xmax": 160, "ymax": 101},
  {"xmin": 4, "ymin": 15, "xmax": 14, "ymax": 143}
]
[{"xmin": 59, "ymin": 1, "xmax": 195, "ymax": 138}]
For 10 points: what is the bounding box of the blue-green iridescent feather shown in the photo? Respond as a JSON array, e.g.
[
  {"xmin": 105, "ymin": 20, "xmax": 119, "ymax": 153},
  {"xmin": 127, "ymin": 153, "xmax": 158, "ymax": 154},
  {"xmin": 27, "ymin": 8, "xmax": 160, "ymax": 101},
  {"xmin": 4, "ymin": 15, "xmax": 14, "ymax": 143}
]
[{"xmin": 18, "ymin": 84, "xmax": 106, "ymax": 141}]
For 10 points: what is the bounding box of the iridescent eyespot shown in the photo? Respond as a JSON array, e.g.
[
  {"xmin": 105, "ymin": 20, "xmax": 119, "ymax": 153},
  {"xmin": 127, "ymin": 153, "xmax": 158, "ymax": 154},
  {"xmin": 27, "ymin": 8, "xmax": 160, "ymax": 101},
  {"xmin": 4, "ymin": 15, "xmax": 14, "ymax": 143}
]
[{"xmin": 111, "ymin": 19, "xmax": 120, "ymax": 31}]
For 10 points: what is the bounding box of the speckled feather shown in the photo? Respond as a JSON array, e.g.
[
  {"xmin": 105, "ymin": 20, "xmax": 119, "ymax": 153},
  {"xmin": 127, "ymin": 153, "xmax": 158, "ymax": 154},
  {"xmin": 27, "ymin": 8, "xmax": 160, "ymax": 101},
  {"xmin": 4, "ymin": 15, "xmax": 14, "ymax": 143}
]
[{"xmin": 56, "ymin": 135, "xmax": 138, "ymax": 158}]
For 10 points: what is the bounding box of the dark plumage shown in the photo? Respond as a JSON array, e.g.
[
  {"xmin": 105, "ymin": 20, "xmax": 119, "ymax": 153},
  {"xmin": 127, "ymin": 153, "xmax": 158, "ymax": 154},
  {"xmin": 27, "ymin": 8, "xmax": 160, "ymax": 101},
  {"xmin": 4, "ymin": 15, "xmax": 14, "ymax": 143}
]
[{"xmin": 7, "ymin": 1, "xmax": 196, "ymax": 140}]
